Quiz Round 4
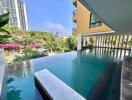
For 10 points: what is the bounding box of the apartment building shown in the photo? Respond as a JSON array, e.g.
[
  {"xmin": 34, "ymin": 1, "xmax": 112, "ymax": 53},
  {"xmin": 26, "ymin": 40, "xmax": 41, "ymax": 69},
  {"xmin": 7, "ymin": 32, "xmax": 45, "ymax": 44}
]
[
  {"xmin": 0, "ymin": 0, "xmax": 28, "ymax": 30},
  {"xmin": 72, "ymin": 0, "xmax": 111, "ymax": 35}
]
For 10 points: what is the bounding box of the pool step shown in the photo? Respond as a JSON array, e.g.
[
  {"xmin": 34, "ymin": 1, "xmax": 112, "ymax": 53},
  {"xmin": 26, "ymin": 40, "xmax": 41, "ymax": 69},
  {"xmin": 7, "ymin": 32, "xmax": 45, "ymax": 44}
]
[{"xmin": 34, "ymin": 69, "xmax": 86, "ymax": 100}]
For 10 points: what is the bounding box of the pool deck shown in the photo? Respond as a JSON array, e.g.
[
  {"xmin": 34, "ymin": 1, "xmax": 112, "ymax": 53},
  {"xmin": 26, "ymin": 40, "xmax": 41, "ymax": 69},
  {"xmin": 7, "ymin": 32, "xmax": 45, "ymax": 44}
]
[
  {"xmin": 0, "ymin": 49, "xmax": 6, "ymax": 100},
  {"xmin": 34, "ymin": 69, "xmax": 86, "ymax": 100},
  {"xmin": 121, "ymin": 56, "xmax": 132, "ymax": 100}
]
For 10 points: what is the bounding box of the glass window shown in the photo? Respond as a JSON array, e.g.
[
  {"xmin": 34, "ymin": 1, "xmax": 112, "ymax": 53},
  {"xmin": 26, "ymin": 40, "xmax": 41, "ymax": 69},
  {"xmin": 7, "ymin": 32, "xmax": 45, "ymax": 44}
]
[{"xmin": 90, "ymin": 14, "xmax": 102, "ymax": 28}]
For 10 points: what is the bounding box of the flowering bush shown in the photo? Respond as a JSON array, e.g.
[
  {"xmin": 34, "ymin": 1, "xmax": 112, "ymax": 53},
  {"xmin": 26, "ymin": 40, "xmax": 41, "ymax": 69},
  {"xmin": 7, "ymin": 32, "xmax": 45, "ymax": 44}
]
[{"xmin": 0, "ymin": 44, "xmax": 20, "ymax": 49}]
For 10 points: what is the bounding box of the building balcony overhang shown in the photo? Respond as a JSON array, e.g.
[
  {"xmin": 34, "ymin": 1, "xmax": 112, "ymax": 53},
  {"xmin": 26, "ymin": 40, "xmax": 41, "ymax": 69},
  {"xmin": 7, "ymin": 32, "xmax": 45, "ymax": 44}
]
[
  {"xmin": 72, "ymin": 14, "xmax": 77, "ymax": 23},
  {"xmin": 79, "ymin": 0, "xmax": 132, "ymax": 33}
]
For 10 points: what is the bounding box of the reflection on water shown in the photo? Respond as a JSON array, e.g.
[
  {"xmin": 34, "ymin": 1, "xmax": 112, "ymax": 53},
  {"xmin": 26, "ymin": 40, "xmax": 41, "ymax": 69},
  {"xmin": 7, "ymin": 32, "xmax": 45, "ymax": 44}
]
[
  {"xmin": 3, "ymin": 48, "xmax": 128, "ymax": 100},
  {"xmin": 5, "ymin": 61, "xmax": 36, "ymax": 100},
  {"xmin": 85, "ymin": 48, "xmax": 131, "ymax": 60},
  {"xmin": 6, "ymin": 77, "xmax": 22, "ymax": 100},
  {"xmin": 72, "ymin": 49, "xmax": 113, "ymax": 98},
  {"xmin": 7, "ymin": 61, "xmax": 33, "ymax": 79}
]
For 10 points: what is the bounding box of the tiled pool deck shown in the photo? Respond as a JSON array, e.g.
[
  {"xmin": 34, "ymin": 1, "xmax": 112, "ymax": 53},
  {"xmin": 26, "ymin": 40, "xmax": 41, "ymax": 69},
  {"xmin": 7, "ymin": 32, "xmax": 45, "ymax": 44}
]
[
  {"xmin": 0, "ymin": 49, "xmax": 6, "ymax": 100},
  {"xmin": 121, "ymin": 56, "xmax": 132, "ymax": 100}
]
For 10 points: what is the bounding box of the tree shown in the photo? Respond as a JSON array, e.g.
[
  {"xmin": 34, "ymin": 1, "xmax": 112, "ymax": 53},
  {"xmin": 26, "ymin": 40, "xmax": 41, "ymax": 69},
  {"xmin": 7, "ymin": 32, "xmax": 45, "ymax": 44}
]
[
  {"xmin": 0, "ymin": 12, "xmax": 11, "ymax": 44},
  {"xmin": 45, "ymin": 40, "xmax": 57, "ymax": 52},
  {"xmin": 65, "ymin": 37, "xmax": 77, "ymax": 51}
]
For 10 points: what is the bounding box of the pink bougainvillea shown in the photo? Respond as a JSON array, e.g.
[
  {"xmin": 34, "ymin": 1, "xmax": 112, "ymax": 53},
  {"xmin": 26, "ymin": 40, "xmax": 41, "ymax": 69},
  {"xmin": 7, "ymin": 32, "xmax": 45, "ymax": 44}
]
[{"xmin": 0, "ymin": 44, "xmax": 20, "ymax": 49}]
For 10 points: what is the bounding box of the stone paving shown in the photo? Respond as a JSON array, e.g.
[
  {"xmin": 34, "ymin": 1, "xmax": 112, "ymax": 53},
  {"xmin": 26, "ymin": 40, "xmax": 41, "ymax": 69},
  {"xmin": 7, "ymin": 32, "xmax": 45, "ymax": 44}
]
[{"xmin": 121, "ymin": 56, "xmax": 132, "ymax": 100}]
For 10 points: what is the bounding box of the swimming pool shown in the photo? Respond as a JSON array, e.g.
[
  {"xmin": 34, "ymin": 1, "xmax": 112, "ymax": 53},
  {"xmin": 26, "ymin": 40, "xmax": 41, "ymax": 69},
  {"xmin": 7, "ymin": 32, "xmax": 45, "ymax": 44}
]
[{"xmin": 3, "ymin": 48, "xmax": 124, "ymax": 100}]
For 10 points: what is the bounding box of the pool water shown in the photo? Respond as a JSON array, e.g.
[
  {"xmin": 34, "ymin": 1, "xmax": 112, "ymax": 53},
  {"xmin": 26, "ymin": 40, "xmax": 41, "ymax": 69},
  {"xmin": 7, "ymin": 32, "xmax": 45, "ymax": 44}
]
[{"xmin": 4, "ymin": 48, "xmax": 124, "ymax": 100}]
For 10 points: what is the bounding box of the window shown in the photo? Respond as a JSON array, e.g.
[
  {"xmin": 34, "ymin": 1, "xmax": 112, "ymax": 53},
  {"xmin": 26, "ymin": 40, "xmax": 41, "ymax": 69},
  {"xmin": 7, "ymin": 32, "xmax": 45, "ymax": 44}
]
[{"xmin": 90, "ymin": 14, "xmax": 102, "ymax": 28}]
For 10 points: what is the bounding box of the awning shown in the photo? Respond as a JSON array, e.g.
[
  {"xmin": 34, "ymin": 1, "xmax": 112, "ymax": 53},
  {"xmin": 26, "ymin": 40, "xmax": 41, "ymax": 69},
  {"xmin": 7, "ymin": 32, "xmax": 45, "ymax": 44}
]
[{"xmin": 79, "ymin": 0, "xmax": 132, "ymax": 33}]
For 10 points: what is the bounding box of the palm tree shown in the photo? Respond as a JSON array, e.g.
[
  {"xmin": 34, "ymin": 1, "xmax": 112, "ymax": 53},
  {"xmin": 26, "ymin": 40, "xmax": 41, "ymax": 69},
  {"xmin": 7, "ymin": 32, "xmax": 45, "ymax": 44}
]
[{"xmin": 0, "ymin": 12, "xmax": 11, "ymax": 44}]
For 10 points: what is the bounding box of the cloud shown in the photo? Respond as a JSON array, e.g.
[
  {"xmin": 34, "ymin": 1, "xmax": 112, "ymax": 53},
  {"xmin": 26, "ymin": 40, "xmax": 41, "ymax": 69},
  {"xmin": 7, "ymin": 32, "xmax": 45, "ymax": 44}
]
[{"xmin": 43, "ymin": 22, "xmax": 72, "ymax": 35}]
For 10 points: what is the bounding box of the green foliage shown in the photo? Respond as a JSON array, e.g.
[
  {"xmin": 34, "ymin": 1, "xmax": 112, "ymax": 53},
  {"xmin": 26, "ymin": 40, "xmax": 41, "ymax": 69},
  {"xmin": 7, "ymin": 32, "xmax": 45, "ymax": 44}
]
[
  {"xmin": 89, "ymin": 38, "xmax": 94, "ymax": 46},
  {"xmin": 65, "ymin": 37, "xmax": 77, "ymax": 51},
  {"xmin": 14, "ymin": 48, "xmax": 42, "ymax": 62},
  {"xmin": 45, "ymin": 39, "xmax": 57, "ymax": 52},
  {"xmin": 44, "ymin": 36, "xmax": 77, "ymax": 52},
  {"xmin": 0, "ymin": 12, "xmax": 11, "ymax": 44}
]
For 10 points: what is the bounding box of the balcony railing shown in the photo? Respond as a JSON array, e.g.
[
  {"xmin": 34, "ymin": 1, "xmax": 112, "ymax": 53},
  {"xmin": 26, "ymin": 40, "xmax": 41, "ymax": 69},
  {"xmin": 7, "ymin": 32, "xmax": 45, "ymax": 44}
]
[
  {"xmin": 73, "ymin": 10, "xmax": 77, "ymax": 15},
  {"xmin": 73, "ymin": 0, "xmax": 77, "ymax": 7},
  {"xmin": 72, "ymin": 28, "xmax": 77, "ymax": 35},
  {"xmin": 72, "ymin": 15, "xmax": 77, "ymax": 23},
  {"xmin": 73, "ymin": 10, "xmax": 77, "ymax": 23}
]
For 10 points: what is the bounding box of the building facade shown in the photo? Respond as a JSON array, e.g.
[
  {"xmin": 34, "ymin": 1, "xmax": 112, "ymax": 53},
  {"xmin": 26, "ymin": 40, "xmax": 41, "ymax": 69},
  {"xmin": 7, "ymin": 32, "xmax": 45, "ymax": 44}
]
[
  {"xmin": 72, "ymin": 0, "xmax": 111, "ymax": 35},
  {"xmin": 0, "ymin": 0, "xmax": 28, "ymax": 30}
]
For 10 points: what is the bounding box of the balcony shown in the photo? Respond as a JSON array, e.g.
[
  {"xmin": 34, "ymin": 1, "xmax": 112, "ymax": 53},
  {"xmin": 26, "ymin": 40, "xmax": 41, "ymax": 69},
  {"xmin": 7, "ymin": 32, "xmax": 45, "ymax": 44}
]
[
  {"xmin": 72, "ymin": 10, "xmax": 77, "ymax": 23},
  {"xmin": 73, "ymin": 0, "xmax": 77, "ymax": 7},
  {"xmin": 72, "ymin": 28, "xmax": 77, "ymax": 35}
]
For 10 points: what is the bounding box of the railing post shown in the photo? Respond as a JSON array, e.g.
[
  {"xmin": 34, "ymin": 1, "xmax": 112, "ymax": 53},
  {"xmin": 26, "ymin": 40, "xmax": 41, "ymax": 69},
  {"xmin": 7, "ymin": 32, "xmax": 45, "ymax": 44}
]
[
  {"xmin": 100, "ymin": 36, "xmax": 102, "ymax": 47},
  {"xmin": 108, "ymin": 36, "xmax": 110, "ymax": 48},
  {"xmin": 105, "ymin": 36, "xmax": 107, "ymax": 48},
  {"xmin": 129, "ymin": 35, "xmax": 132, "ymax": 56},
  {"xmin": 77, "ymin": 35, "xmax": 82, "ymax": 51},
  {"xmin": 103, "ymin": 36, "xmax": 105, "ymax": 48},
  {"xmin": 83, "ymin": 37, "xmax": 86, "ymax": 47},
  {"xmin": 98, "ymin": 36, "xmax": 100, "ymax": 47},
  {"xmin": 120, "ymin": 35, "xmax": 125, "ymax": 58},
  {"xmin": 114, "ymin": 35, "xmax": 117, "ymax": 49},
  {"xmin": 111, "ymin": 36, "xmax": 114, "ymax": 48},
  {"xmin": 117, "ymin": 35, "xmax": 121, "ymax": 49},
  {"xmin": 95, "ymin": 36, "xmax": 97, "ymax": 47},
  {"xmin": 121, "ymin": 35, "xmax": 125, "ymax": 49},
  {"xmin": 125, "ymin": 35, "xmax": 129, "ymax": 49},
  {"xmin": 124, "ymin": 35, "xmax": 129, "ymax": 56}
]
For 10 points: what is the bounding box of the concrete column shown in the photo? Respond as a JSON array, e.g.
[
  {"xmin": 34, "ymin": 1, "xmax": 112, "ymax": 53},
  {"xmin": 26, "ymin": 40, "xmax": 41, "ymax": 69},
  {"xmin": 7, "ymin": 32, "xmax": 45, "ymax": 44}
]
[
  {"xmin": 102, "ymin": 36, "xmax": 104, "ymax": 48},
  {"xmin": 103, "ymin": 36, "xmax": 105, "ymax": 48},
  {"xmin": 95, "ymin": 37, "xmax": 97, "ymax": 47},
  {"xmin": 117, "ymin": 35, "xmax": 121, "ymax": 49},
  {"xmin": 128, "ymin": 35, "xmax": 132, "ymax": 56},
  {"xmin": 105, "ymin": 36, "xmax": 107, "ymax": 48},
  {"xmin": 101, "ymin": 36, "xmax": 103, "ymax": 54},
  {"xmin": 124, "ymin": 35, "xmax": 129, "ymax": 56},
  {"xmin": 121, "ymin": 35, "xmax": 125, "ymax": 49},
  {"xmin": 114, "ymin": 35, "xmax": 117, "ymax": 49},
  {"xmin": 125, "ymin": 35, "xmax": 129, "ymax": 49},
  {"xmin": 108, "ymin": 36, "xmax": 110, "ymax": 48},
  {"xmin": 120, "ymin": 35, "xmax": 125, "ymax": 58},
  {"xmin": 102, "ymin": 36, "xmax": 105, "ymax": 55},
  {"xmin": 77, "ymin": 35, "xmax": 82, "ymax": 51},
  {"xmin": 83, "ymin": 37, "xmax": 86, "ymax": 47},
  {"xmin": 99, "ymin": 36, "xmax": 101, "ymax": 47},
  {"xmin": 109, "ymin": 36, "xmax": 111, "ymax": 48},
  {"xmin": 98, "ymin": 37, "xmax": 100, "ymax": 47},
  {"xmin": 111, "ymin": 36, "xmax": 114, "ymax": 48},
  {"xmin": 129, "ymin": 36, "xmax": 132, "ymax": 49},
  {"xmin": 101, "ymin": 36, "xmax": 103, "ymax": 47}
]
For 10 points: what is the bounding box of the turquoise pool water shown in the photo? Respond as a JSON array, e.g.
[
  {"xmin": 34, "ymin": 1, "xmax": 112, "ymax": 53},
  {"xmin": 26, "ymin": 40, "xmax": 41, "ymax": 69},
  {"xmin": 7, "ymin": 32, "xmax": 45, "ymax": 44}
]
[{"xmin": 4, "ymin": 48, "xmax": 123, "ymax": 100}]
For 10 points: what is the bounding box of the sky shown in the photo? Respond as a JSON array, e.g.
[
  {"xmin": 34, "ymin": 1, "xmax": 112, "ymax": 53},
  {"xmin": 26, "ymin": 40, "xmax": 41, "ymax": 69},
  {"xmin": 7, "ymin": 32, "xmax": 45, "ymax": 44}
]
[{"xmin": 24, "ymin": 0, "xmax": 73, "ymax": 35}]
